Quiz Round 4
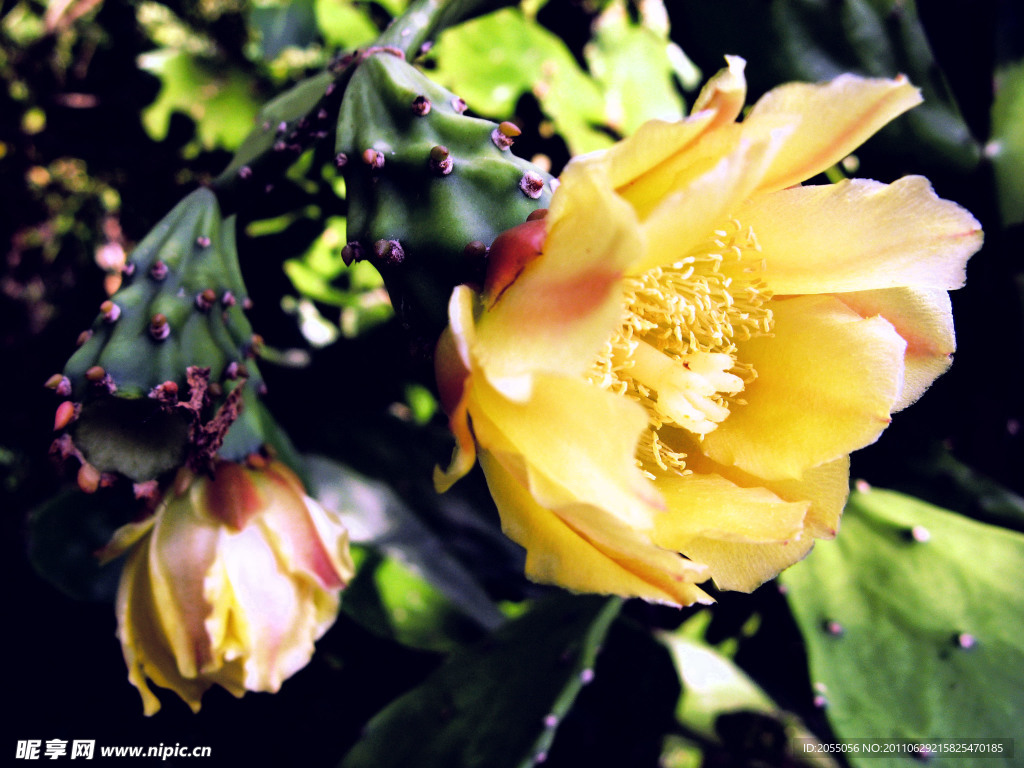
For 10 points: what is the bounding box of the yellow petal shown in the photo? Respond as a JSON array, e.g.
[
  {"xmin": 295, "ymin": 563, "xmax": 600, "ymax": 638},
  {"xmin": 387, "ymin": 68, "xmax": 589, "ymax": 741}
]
[
  {"xmin": 479, "ymin": 451, "xmax": 712, "ymax": 606},
  {"xmin": 755, "ymin": 457, "xmax": 851, "ymax": 540},
  {"xmin": 600, "ymin": 112, "xmax": 716, "ymax": 197},
  {"xmin": 683, "ymin": 453, "xmax": 851, "ymax": 541},
  {"xmin": 651, "ymin": 468, "xmax": 817, "ymax": 592},
  {"xmin": 117, "ymin": 540, "xmax": 209, "ymax": 714},
  {"xmin": 97, "ymin": 514, "xmax": 158, "ymax": 564},
  {"xmin": 652, "ymin": 473, "xmax": 810, "ymax": 548},
  {"xmin": 601, "ymin": 55, "xmax": 746, "ymax": 207},
  {"xmin": 691, "ymin": 55, "xmax": 748, "ymax": 128},
  {"xmin": 475, "ymin": 166, "xmax": 641, "ymax": 381},
  {"xmin": 635, "ymin": 126, "xmax": 787, "ymax": 274},
  {"xmin": 734, "ymin": 177, "xmax": 982, "ymax": 293},
  {"xmin": 744, "ymin": 73, "xmax": 922, "ymax": 191},
  {"xmin": 701, "ymin": 294, "xmax": 905, "ymax": 479},
  {"xmin": 833, "ymin": 287, "xmax": 955, "ymax": 411},
  {"xmin": 470, "ymin": 371, "xmax": 660, "ymax": 529},
  {"xmin": 672, "ymin": 534, "xmax": 816, "ymax": 593},
  {"xmin": 147, "ymin": 490, "xmax": 221, "ymax": 680}
]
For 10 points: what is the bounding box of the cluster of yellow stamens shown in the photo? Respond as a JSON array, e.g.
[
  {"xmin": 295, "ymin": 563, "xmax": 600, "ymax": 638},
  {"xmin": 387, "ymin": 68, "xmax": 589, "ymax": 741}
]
[{"xmin": 590, "ymin": 219, "xmax": 774, "ymax": 475}]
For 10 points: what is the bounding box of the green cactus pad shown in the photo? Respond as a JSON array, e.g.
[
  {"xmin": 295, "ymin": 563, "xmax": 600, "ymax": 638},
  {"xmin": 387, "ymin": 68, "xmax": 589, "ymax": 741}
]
[
  {"xmin": 59, "ymin": 188, "xmax": 272, "ymax": 481},
  {"xmin": 336, "ymin": 50, "xmax": 556, "ymax": 334},
  {"xmin": 781, "ymin": 488, "xmax": 1024, "ymax": 766}
]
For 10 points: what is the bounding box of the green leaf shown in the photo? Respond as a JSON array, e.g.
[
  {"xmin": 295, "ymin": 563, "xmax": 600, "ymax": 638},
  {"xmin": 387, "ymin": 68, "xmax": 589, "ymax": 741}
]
[
  {"xmin": 138, "ymin": 50, "xmax": 262, "ymax": 150},
  {"xmin": 782, "ymin": 488, "xmax": 1024, "ymax": 767},
  {"xmin": 659, "ymin": 612, "xmax": 838, "ymax": 768},
  {"xmin": 675, "ymin": 0, "xmax": 980, "ymax": 173},
  {"xmin": 584, "ymin": 0, "xmax": 685, "ymax": 136},
  {"xmin": 339, "ymin": 594, "xmax": 621, "ymax": 768},
  {"xmin": 27, "ymin": 489, "xmax": 129, "ymax": 602},
  {"xmin": 314, "ymin": 0, "xmax": 380, "ymax": 49},
  {"xmin": 307, "ymin": 457, "xmax": 505, "ymax": 632},
  {"xmin": 661, "ymin": 613, "xmax": 776, "ymax": 738},
  {"xmin": 219, "ymin": 69, "xmax": 335, "ymax": 182},
  {"xmin": 342, "ymin": 548, "xmax": 487, "ymax": 653},
  {"xmin": 429, "ymin": 8, "xmax": 610, "ymax": 153},
  {"xmin": 989, "ymin": 58, "xmax": 1024, "ymax": 227},
  {"xmin": 250, "ymin": 0, "xmax": 319, "ymax": 60}
]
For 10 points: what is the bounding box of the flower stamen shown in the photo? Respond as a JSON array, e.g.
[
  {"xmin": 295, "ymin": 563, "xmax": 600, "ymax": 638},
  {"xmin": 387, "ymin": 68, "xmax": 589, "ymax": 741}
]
[{"xmin": 590, "ymin": 219, "xmax": 774, "ymax": 475}]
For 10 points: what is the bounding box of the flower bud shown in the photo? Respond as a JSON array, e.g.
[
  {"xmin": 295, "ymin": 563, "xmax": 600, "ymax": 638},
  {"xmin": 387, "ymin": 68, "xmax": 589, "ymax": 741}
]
[{"xmin": 104, "ymin": 460, "xmax": 355, "ymax": 714}]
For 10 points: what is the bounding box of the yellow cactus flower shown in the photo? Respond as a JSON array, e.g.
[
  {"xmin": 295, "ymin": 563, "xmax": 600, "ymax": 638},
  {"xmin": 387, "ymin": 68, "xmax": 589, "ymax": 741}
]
[
  {"xmin": 101, "ymin": 460, "xmax": 355, "ymax": 714},
  {"xmin": 434, "ymin": 57, "xmax": 982, "ymax": 607}
]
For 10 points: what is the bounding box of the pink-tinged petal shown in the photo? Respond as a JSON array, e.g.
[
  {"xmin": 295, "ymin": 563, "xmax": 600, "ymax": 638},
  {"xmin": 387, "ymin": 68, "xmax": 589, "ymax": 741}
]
[
  {"xmin": 257, "ymin": 463, "xmax": 352, "ymax": 590},
  {"xmin": 734, "ymin": 177, "xmax": 982, "ymax": 294},
  {"xmin": 210, "ymin": 527, "xmax": 332, "ymax": 694},
  {"xmin": 690, "ymin": 55, "xmax": 748, "ymax": 129},
  {"xmin": 470, "ymin": 371, "xmax": 661, "ymax": 530},
  {"xmin": 202, "ymin": 461, "xmax": 266, "ymax": 531},
  {"xmin": 744, "ymin": 73, "xmax": 922, "ymax": 192},
  {"xmin": 434, "ymin": 286, "xmax": 479, "ymax": 492},
  {"xmin": 652, "ymin": 474, "xmax": 810, "ymax": 547},
  {"xmin": 479, "ymin": 451, "xmax": 712, "ymax": 607},
  {"xmin": 475, "ymin": 167, "xmax": 641, "ymax": 381},
  {"xmin": 833, "ymin": 287, "xmax": 956, "ymax": 411},
  {"xmin": 298, "ymin": 497, "xmax": 356, "ymax": 589},
  {"xmin": 147, "ymin": 489, "xmax": 222, "ymax": 679},
  {"xmin": 701, "ymin": 295, "xmax": 906, "ymax": 479}
]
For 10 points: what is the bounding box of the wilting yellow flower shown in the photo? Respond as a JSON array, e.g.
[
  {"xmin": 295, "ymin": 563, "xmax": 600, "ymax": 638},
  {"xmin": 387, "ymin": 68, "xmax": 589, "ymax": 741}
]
[
  {"xmin": 101, "ymin": 460, "xmax": 354, "ymax": 714},
  {"xmin": 434, "ymin": 57, "xmax": 982, "ymax": 607}
]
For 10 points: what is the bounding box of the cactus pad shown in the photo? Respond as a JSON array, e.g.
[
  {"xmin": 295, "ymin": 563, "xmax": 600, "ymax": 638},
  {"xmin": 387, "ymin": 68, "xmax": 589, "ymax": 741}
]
[
  {"xmin": 56, "ymin": 189, "xmax": 271, "ymax": 482},
  {"xmin": 337, "ymin": 50, "xmax": 556, "ymax": 335}
]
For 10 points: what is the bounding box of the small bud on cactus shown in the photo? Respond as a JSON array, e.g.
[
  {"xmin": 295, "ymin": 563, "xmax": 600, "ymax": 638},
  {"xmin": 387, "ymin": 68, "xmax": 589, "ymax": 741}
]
[
  {"xmin": 362, "ymin": 148, "xmax": 385, "ymax": 168},
  {"xmin": 341, "ymin": 242, "xmax": 363, "ymax": 266},
  {"xmin": 45, "ymin": 374, "xmax": 72, "ymax": 397},
  {"xmin": 491, "ymin": 121, "xmax": 521, "ymax": 150},
  {"xmin": 100, "ymin": 300, "xmax": 121, "ymax": 323},
  {"xmin": 411, "ymin": 95, "xmax": 431, "ymax": 116},
  {"xmin": 373, "ymin": 239, "xmax": 405, "ymax": 265},
  {"xmin": 54, "ymin": 401, "xmax": 78, "ymax": 431},
  {"xmin": 195, "ymin": 289, "xmax": 217, "ymax": 312},
  {"xmin": 77, "ymin": 462, "xmax": 101, "ymax": 494},
  {"xmin": 149, "ymin": 313, "xmax": 170, "ymax": 341},
  {"xmin": 149, "ymin": 261, "xmax": 169, "ymax": 280},
  {"xmin": 429, "ymin": 145, "xmax": 454, "ymax": 175}
]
